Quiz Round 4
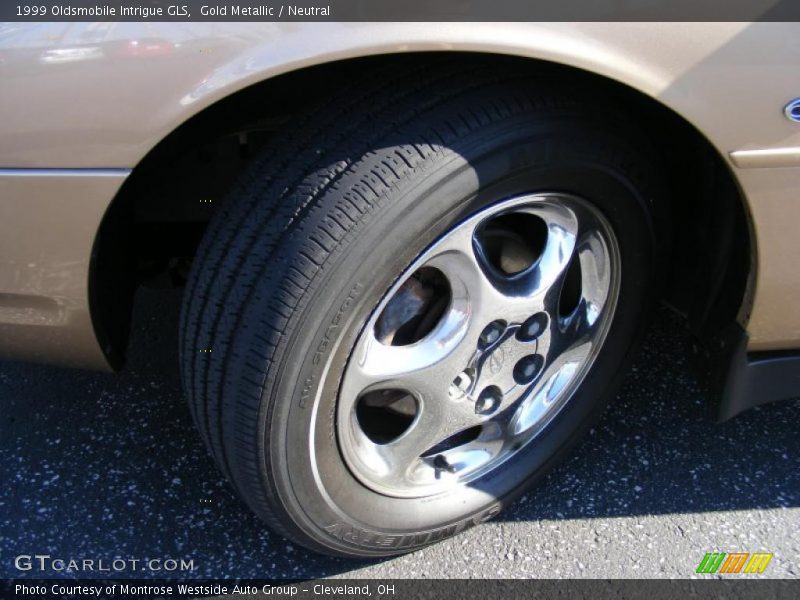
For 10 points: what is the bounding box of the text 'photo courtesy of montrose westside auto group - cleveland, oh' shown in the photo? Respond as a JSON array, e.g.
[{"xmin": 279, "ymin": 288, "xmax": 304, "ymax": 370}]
[{"xmin": 1, "ymin": 1, "xmax": 800, "ymax": 599}]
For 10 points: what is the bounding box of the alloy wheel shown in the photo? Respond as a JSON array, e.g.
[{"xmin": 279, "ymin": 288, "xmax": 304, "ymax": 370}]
[{"xmin": 338, "ymin": 193, "xmax": 621, "ymax": 498}]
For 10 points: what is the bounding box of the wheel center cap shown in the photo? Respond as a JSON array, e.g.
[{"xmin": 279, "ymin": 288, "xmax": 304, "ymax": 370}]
[{"xmin": 462, "ymin": 323, "xmax": 541, "ymax": 411}]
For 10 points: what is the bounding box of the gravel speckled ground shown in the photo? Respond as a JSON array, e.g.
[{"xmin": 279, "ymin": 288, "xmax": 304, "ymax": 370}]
[{"xmin": 1, "ymin": 289, "xmax": 798, "ymax": 579}]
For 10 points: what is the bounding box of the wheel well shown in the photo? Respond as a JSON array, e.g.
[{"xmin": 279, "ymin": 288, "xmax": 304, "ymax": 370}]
[{"xmin": 90, "ymin": 52, "xmax": 752, "ymax": 370}]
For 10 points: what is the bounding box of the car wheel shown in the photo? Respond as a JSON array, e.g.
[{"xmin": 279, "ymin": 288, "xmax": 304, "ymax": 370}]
[{"xmin": 180, "ymin": 61, "xmax": 664, "ymax": 557}]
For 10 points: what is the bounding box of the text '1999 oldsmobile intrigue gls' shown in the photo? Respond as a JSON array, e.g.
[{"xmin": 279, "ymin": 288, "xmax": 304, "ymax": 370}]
[{"xmin": 1, "ymin": 19, "xmax": 800, "ymax": 557}]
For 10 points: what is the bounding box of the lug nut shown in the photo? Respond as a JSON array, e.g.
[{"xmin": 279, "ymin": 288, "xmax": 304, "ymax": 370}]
[
  {"xmin": 479, "ymin": 320, "xmax": 507, "ymax": 349},
  {"xmin": 475, "ymin": 385, "xmax": 502, "ymax": 415},
  {"xmin": 516, "ymin": 313, "xmax": 548, "ymax": 342},
  {"xmin": 513, "ymin": 355, "xmax": 544, "ymax": 385}
]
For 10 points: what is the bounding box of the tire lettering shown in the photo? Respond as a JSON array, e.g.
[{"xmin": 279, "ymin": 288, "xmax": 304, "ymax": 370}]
[
  {"xmin": 324, "ymin": 502, "xmax": 502, "ymax": 550},
  {"xmin": 312, "ymin": 283, "xmax": 362, "ymax": 366},
  {"xmin": 299, "ymin": 376, "xmax": 314, "ymax": 409},
  {"xmin": 302, "ymin": 283, "xmax": 363, "ymax": 408}
]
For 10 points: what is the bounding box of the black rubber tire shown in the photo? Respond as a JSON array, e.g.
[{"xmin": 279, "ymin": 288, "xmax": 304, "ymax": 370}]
[{"xmin": 179, "ymin": 58, "xmax": 665, "ymax": 557}]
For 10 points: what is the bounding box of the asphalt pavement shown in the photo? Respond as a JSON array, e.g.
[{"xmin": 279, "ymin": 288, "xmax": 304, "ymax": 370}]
[{"xmin": 1, "ymin": 288, "xmax": 798, "ymax": 579}]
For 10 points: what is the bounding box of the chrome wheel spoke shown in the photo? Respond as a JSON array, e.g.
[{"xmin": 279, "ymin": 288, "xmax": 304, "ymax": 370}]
[
  {"xmin": 422, "ymin": 222, "xmax": 512, "ymax": 329},
  {"xmin": 509, "ymin": 340, "xmax": 593, "ymax": 437},
  {"xmin": 489, "ymin": 200, "xmax": 581, "ymax": 324},
  {"xmin": 345, "ymin": 321, "xmax": 470, "ymax": 397},
  {"xmin": 538, "ymin": 228, "xmax": 615, "ymax": 361},
  {"xmin": 374, "ymin": 396, "xmax": 484, "ymax": 488}
]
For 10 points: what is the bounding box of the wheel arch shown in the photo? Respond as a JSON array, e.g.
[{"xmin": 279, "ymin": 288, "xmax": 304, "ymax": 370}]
[{"xmin": 90, "ymin": 50, "xmax": 754, "ymax": 412}]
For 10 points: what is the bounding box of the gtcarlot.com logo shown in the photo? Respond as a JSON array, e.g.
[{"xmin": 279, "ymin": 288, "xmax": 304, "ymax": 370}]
[
  {"xmin": 696, "ymin": 552, "xmax": 773, "ymax": 574},
  {"xmin": 14, "ymin": 554, "xmax": 194, "ymax": 573}
]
